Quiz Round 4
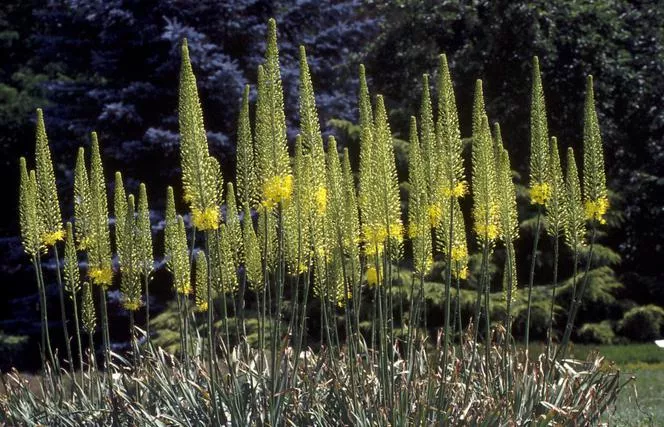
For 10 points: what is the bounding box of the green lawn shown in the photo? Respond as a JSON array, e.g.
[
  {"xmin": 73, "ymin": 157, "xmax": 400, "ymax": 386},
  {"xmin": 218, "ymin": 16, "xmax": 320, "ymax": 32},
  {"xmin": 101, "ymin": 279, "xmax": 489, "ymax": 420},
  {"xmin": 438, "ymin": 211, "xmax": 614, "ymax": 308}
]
[{"xmin": 568, "ymin": 343, "xmax": 664, "ymax": 426}]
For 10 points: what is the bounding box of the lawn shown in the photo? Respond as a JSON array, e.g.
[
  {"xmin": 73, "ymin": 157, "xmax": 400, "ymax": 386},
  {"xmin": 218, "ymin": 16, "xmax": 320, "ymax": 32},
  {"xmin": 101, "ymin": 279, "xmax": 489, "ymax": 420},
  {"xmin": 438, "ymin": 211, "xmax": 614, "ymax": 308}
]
[{"xmin": 569, "ymin": 343, "xmax": 664, "ymax": 426}]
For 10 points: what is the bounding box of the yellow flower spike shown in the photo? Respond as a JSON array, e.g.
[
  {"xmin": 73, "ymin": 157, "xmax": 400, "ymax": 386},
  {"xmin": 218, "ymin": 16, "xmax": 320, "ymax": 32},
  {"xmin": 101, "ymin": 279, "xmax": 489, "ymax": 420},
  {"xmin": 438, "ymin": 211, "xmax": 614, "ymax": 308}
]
[
  {"xmin": 88, "ymin": 132, "xmax": 112, "ymax": 287},
  {"xmin": 34, "ymin": 109, "xmax": 63, "ymax": 247},
  {"xmin": 529, "ymin": 56, "xmax": 551, "ymax": 202},
  {"xmin": 545, "ymin": 137, "xmax": 567, "ymax": 238},
  {"xmin": 563, "ymin": 148, "xmax": 586, "ymax": 249},
  {"xmin": 81, "ymin": 282, "xmax": 96, "ymax": 334},
  {"xmin": 19, "ymin": 159, "xmax": 43, "ymax": 256},
  {"xmin": 194, "ymin": 250, "xmax": 209, "ymax": 312},
  {"xmin": 437, "ymin": 54, "xmax": 465, "ymax": 203},
  {"xmin": 236, "ymin": 85, "xmax": 258, "ymax": 209},
  {"xmin": 74, "ymin": 147, "xmax": 92, "ymax": 250},
  {"xmin": 582, "ymin": 75, "xmax": 609, "ymax": 225},
  {"xmin": 178, "ymin": 39, "xmax": 217, "ymax": 220},
  {"xmin": 191, "ymin": 206, "xmax": 220, "ymax": 231}
]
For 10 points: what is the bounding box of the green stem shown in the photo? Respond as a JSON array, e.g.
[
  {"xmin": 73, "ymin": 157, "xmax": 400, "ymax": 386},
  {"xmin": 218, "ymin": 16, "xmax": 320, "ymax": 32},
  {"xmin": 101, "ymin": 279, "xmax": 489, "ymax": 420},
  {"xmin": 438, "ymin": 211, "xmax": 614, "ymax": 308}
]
[
  {"xmin": 559, "ymin": 225, "xmax": 597, "ymax": 359},
  {"xmin": 70, "ymin": 285, "xmax": 84, "ymax": 382},
  {"xmin": 546, "ymin": 235, "xmax": 560, "ymax": 361},
  {"xmin": 204, "ymin": 232, "xmax": 219, "ymax": 424},
  {"xmin": 524, "ymin": 208, "xmax": 542, "ymax": 350},
  {"xmin": 144, "ymin": 273, "xmax": 151, "ymax": 346},
  {"xmin": 33, "ymin": 253, "xmax": 55, "ymax": 369},
  {"xmin": 53, "ymin": 246, "xmax": 74, "ymax": 374}
]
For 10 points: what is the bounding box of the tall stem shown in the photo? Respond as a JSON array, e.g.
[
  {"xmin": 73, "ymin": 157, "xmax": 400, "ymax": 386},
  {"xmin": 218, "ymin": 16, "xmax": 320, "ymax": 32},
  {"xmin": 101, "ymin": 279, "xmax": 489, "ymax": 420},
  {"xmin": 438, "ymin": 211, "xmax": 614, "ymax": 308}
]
[
  {"xmin": 204, "ymin": 232, "xmax": 219, "ymax": 423},
  {"xmin": 70, "ymin": 285, "xmax": 84, "ymax": 378},
  {"xmin": 33, "ymin": 253, "xmax": 55, "ymax": 368},
  {"xmin": 546, "ymin": 235, "xmax": 560, "ymax": 360},
  {"xmin": 144, "ymin": 274, "xmax": 151, "ymax": 346},
  {"xmin": 559, "ymin": 225, "xmax": 597, "ymax": 359},
  {"xmin": 524, "ymin": 207, "xmax": 542, "ymax": 350},
  {"xmin": 53, "ymin": 246, "xmax": 74, "ymax": 373}
]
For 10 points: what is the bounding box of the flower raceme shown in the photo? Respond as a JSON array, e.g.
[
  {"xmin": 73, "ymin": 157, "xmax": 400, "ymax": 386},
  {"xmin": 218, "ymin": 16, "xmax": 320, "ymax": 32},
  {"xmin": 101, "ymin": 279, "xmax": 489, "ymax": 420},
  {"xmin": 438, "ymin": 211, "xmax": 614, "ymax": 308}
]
[{"xmin": 582, "ymin": 75, "xmax": 609, "ymax": 225}]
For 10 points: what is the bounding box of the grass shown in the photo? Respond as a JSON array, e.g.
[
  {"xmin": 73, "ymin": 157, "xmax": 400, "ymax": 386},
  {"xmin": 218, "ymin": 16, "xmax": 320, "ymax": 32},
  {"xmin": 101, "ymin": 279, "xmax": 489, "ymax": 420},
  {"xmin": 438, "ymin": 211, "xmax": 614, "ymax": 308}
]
[{"xmin": 566, "ymin": 343, "xmax": 664, "ymax": 426}]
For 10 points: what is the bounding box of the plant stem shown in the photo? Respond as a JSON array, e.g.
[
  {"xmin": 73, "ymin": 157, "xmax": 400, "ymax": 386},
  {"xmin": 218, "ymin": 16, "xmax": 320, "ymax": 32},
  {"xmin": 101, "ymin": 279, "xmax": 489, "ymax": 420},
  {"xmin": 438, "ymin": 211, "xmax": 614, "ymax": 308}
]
[
  {"xmin": 53, "ymin": 246, "xmax": 74, "ymax": 375},
  {"xmin": 546, "ymin": 235, "xmax": 560, "ymax": 361},
  {"xmin": 33, "ymin": 253, "xmax": 55, "ymax": 369},
  {"xmin": 524, "ymin": 207, "xmax": 542, "ymax": 350},
  {"xmin": 559, "ymin": 225, "xmax": 597, "ymax": 359}
]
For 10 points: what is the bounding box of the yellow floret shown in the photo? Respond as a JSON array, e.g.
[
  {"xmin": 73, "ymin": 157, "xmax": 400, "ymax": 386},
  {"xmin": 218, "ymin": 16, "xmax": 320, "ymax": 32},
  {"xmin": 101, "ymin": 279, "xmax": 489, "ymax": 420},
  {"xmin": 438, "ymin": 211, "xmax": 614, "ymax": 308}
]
[
  {"xmin": 530, "ymin": 182, "xmax": 551, "ymax": 206},
  {"xmin": 191, "ymin": 206, "xmax": 220, "ymax": 230},
  {"xmin": 427, "ymin": 204, "xmax": 442, "ymax": 228},
  {"xmin": 90, "ymin": 267, "xmax": 113, "ymax": 287},
  {"xmin": 442, "ymin": 181, "xmax": 468, "ymax": 199},
  {"xmin": 584, "ymin": 197, "xmax": 609, "ymax": 224},
  {"xmin": 314, "ymin": 186, "xmax": 327, "ymax": 215},
  {"xmin": 366, "ymin": 266, "xmax": 380, "ymax": 287},
  {"xmin": 42, "ymin": 229, "xmax": 65, "ymax": 247},
  {"xmin": 262, "ymin": 174, "xmax": 294, "ymax": 209}
]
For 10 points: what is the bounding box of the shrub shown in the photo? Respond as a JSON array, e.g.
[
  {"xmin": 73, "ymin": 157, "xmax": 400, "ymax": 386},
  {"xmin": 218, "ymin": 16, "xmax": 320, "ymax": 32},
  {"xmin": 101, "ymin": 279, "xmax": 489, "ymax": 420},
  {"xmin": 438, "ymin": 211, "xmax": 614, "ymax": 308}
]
[
  {"xmin": 577, "ymin": 321, "xmax": 615, "ymax": 344},
  {"xmin": 618, "ymin": 304, "xmax": 664, "ymax": 341}
]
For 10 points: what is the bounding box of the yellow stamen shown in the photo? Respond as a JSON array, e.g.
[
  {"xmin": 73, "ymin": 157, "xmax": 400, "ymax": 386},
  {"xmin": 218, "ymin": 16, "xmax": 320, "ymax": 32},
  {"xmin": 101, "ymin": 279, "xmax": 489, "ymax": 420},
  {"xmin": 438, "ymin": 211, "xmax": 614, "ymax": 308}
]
[
  {"xmin": 42, "ymin": 229, "xmax": 65, "ymax": 246},
  {"xmin": 442, "ymin": 181, "xmax": 468, "ymax": 199},
  {"xmin": 530, "ymin": 182, "xmax": 551, "ymax": 206},
  {"xmin": 90, "ymin": 267, "xmax": 113, "ymax": 287},
  {"xmin": 123, "ymin": 299, "xmax": 142, "ymax": 311},
  {"xmin": 427, "ymin": 204, "xmax": 442, "ymax": 228},
  {"xmin": 262, "ymin": 174, "xmax": 294, "ymax": 209},
  {"xmin": 584, "ymin": 197, "xmax": 609, "ymax": 224},
  {"xmin": 191, "ymin": 206, "xmax": 219, "ymax": 230}
]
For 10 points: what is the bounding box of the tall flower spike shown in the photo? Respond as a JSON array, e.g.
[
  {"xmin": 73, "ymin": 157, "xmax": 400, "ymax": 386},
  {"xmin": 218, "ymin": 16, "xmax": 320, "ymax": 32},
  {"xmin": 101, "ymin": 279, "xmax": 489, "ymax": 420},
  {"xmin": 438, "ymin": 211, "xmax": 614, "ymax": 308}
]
[
  {"xmin": 19, "ymin": 158, "xmax": 42, "ymax": 256},
  {"xmin": 299, "ymin": 46, "xmax": 326, "ymax": 217},
  {"xmin": 113, "ymin": 172, "xmax": 127, "ymax": 258},
  {"xmin": 34, "ymin": 109, "xmax": 63, "ymax": 246},
  {"xmin": 529, "ymin": 56, "xmax": 550, "ymax": 206},
  {"xmin": 242, "ymin": 207, "xmax": 263, "ymax": 292},
  {"xmin": 178, "ymin": 39, "xmax": 218, "ymax": 230},
  {"xmin": 164, "ymin": 186, "xmax": 177, "ymax": 266},
  {"xmin": 437, "ymin": 54, "xmax": 466, "ymax": 200},
  {"xmin": 357, "ymin": 64, "xmax": 375, "ymax": 230},
  {"xmin": 74, "ymin": 148, "xmax": 92, "ymax": 250},
  {"xmin": 63, "ymin": 222, "xmax": 81, "ymax": 297},
  {"xmin": 341, "ymin": 148, "xmax": 360, "ymax": 281},
  {"xmin": 563, "ymin": 148, "xmax": 586, "ymax": 250},
  {"xmin": 194, "ymin": 250, "xmax": 209, "ymax": 312},
  {"xmin": 325, "ymin": 136, "xmax": 355, "ymax": 296},
  {"xmin": 81, "ymin": 281, "xmax": 96, "ymax": 334},
  {"xmin": 471, "ymin": 82, "xmax": 499, "ymax": 244},
  {"xmin": 169, "ymin": 216, "xmax": 192, "ymax": 296},
  {"xmin": 120, "ymin": 194, "xmax": 141, "ymax": 311},
  {"xmin": 372, "ymin": 95, "xmax": 403, "ymax": 256},
  {"xmin": 225, "ymin": 182, "xmax": 243, "ymax": 267},
  {"xmin": 88, "ymin": 132, "xmax": 113, "ymax": 287},
  {"xmin": 494, "ymin": 125, "xmax": 518, "ymax": 243},
  {"xmin": 545, "ymin": 137, "xmax": 567, "ymax": 238},
  {"xmin": 582, "ymin": 75, "xmax": 609, "ymax": 224},
  {"xmin": 255, "ymin": 20, "xmax": 292, "ymax": 209},
  {"xmin": 502, "ymin": 240, "xmax": 518, "ymax": 304},
  {"xmin": 236, "ymin": 85, "xmax": 258, "ymax": 209},
  {"xmin": 283, "ymin": 136, "xmax": 310, "ymax": 275},
  {"xmin": 408, "ymin": 117, "xmax": 432, "ymax": 274},
  {"xmin": 419, "ymin": 74, "xmax": 441, "ymax": 226},
  {"xmin": 137, "ymin": 183, "xmax": 153, "ymax": 276}
]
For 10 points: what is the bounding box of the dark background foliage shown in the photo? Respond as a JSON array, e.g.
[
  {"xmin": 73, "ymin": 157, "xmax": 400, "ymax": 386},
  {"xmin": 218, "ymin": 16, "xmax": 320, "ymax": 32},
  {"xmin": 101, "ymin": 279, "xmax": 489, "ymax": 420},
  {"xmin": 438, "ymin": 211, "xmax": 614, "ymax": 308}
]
[{"xmin": 1, "ymin": 0, "xmax": 662, "ymax": 368}]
